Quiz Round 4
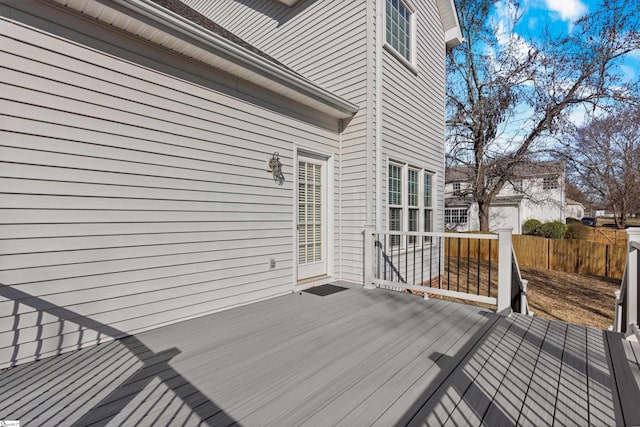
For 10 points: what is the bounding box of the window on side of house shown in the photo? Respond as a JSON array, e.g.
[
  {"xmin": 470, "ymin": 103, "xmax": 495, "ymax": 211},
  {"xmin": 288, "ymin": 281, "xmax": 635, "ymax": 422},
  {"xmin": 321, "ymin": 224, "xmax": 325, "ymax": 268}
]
[
  {"xmin": 388, "ymin": 162, "xmax": 434, "ymax": 248},
  {"xmin": 513, "ymin": 179, "xmax": 523, "ymax": 192},
  {"xmin": 445, "ymin": 208, "xmax": 468, "ymax": 224},
  {"xmin": 543, "ymin": 175, "xmax": 559, "ymax": 190},
  {"xmin": 385, "ymin": 0, "xmax": 414, "ymax": 65},
  {"xmin": 389, "ymin": 163, "xmax": 403, "ymax": 247},
  {"xmin": 424, "ymin": 172, "xmax": 433, "ymax": 242},
  {"xmin": 408, "ymin": 168, "xmax": 419, "ymax": 243},
  {"xmin": 452, "ymin": 182, "xmax": 461, "ymax": 191}
]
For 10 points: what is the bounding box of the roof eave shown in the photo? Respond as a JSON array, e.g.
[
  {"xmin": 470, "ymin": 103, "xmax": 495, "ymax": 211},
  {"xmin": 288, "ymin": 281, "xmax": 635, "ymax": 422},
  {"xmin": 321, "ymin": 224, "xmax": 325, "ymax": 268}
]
[
  {"xmin": 437, "ymin": 0, "xmax": 463, "ymax": 49},
  {"xmin": 52, "ymin": 0, "xmax": 358, "ymax": 119}
]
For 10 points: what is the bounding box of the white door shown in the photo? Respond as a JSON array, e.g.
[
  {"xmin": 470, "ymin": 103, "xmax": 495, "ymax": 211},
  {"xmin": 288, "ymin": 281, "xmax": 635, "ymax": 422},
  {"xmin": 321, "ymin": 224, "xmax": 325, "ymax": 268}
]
[
  {"xmin": 489, "ymin": 205, "xmax": 520, "ymax": 233},
  {"xmin": 297, "ymin": 155, "xmax": 327, "ymax": 280}
]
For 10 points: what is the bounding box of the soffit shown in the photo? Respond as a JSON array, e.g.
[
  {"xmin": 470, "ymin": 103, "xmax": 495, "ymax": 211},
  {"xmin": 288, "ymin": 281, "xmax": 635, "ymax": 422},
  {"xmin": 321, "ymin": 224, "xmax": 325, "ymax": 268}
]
[{"xmin": 435, "ymin": 0, "xmax": 463, "ymax": 49}]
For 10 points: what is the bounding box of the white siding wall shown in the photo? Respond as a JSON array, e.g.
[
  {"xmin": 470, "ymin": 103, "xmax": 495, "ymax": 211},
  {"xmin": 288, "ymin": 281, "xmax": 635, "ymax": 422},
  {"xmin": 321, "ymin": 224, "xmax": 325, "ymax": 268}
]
[
  {"xmin": 180, "ymin": 0, "xmax": 371, "ymax": 282},
  {"xmin": 381, "ymin": 0, "xmax": 446, "ymax": 234},
  {"xmin": 378, "ymin": 0, "xmax": 448, "ymax": 285},
  {"xmin": 0, "ymin": 2, "xmax": 339, "ymax": 368},
  {"xmin": 520, "ymin": 178, "xmax": 566, "ymax": 225}
]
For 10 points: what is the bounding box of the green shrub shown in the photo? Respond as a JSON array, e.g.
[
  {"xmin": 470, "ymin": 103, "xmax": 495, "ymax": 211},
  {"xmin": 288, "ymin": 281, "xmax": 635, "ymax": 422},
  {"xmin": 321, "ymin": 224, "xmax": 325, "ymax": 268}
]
[
  {"xmin": 538, "ymin": 221, "xmax": 567, "ymax": 239},
  {"xmin": 566, "ymin": 217, "xmax": 580, "ymax": 224},
  {"xmin": 564, "ymin": 223, "xmax": 589, "ymax": 240},
  {"xmin": 523, "ymin": 219, "xmax": 542, "ymax": 235}
]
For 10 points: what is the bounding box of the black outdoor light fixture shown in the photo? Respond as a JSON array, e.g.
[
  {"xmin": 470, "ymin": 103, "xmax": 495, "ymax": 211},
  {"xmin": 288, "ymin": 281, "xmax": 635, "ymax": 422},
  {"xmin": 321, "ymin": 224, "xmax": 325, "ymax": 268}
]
[{"xmin": 268, "ymin": 152, "xmax": 285, "ymax": 185}]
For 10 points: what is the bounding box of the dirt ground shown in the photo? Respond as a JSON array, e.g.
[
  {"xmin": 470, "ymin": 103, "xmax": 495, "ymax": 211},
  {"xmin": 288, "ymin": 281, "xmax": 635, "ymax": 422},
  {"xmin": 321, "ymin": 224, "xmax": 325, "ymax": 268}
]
[{"xmin": 520, "ymin": 266, "xmax": 621, "ymax": 330}]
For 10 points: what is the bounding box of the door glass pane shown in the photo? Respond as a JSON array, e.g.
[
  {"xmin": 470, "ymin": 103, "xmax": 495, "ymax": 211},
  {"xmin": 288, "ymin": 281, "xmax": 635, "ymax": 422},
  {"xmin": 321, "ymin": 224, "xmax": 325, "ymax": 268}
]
[{"xmin": 298, "ymin": 160, "xmax": 322, "ymax": 264}]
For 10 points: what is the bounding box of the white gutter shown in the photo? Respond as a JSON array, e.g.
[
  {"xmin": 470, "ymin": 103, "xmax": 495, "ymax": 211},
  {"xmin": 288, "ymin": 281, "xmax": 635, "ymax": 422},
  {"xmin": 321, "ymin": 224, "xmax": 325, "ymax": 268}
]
[{"xmin": 53, "ymin": 0, "xmax": 359, "ymax": 119}]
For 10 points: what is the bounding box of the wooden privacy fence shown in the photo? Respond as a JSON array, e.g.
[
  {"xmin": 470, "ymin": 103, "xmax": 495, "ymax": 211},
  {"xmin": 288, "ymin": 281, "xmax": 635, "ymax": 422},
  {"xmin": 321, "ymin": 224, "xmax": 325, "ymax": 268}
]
[
  {"xmin": 446, "ymin": 234, "xmax": 627, "ymax": 279},
  {"xmin": 585, "ymin": 228, "xmax": 628, "ymax": 246}
]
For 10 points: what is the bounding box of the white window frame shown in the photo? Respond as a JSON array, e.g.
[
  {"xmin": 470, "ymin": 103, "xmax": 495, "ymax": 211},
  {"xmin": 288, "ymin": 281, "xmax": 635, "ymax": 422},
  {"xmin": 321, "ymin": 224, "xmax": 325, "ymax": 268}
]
[
  {"xmin": 384, "ymin": 0, "xmax": 417, "ymax": 73},
  {"xmin": 445, "ymin": 208, "xmax": 469, "ymax": 225},
  {"xmin": 387, "ymin": 161, "xmax": 435, "ymax": 248},
  {"xmin": 452, "ymin": 182, "xmax": 461, "ymax": 191},
  {"xmin": 543, "ymin": 175, "xmax": 559, "ymax": 190}
]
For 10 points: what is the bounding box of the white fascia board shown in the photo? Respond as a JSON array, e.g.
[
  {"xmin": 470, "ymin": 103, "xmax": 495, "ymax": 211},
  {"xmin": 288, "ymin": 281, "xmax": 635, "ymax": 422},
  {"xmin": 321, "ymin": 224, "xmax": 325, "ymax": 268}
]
[
  {"xmin": 53, "ymin": 0, "xmax": 358, "ymax": 119},
  {"xmin": 436, "ymin": 0, "xmax": 463, "ymax": 49}
]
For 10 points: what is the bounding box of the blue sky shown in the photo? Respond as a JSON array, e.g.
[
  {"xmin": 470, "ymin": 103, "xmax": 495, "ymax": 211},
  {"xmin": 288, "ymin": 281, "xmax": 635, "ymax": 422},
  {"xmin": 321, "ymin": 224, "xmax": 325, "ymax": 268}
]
[
  {"xmin": 513, "ymin": 0, "xmax": 639, "ymax": 85},
  {"xmin": 485, "ymin": 0, "xmax": 640, "ymax": 130}
]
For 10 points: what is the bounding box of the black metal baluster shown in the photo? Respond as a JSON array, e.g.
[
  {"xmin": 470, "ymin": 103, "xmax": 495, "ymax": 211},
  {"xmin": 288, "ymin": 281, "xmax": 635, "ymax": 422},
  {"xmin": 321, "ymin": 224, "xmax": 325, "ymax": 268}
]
[
  {"xmin": 384, "ymin": 234, "xmax": 387, "ymax": 281},
  {"xmin": 413, "ymin": 236, "xmax": 418, "ymax": 286},
  {"xmin": 421, "ymin": 235, "xmax": 425, "ymax": 286},
  {"xmin": 404, "ymin": 235, "xmax": 408, "ymax": 285},
  {"xmin": 438, "ymin": 236, "xmax": 442, "ymax": 288},
  {"xmin": 477, "ymin": 238, "xmax": 481, "ymax": 295},
  {"xmin": 456, "ymin": 238, "xmax": 461, "ymax": 292},
  {"xmin": 488, "ymin": 240, "xmax": 492, "ymax": 297},
  {"xmin": 446, "ymin": 237, "xmax": 450, "ymax": 290},
  {"xmin": 467, "ymin": 238, "xmax": 470, "ymax": 294},
  {"xmin": 430, "ymin": 236, "xmax": 433, "ymax": 288}
]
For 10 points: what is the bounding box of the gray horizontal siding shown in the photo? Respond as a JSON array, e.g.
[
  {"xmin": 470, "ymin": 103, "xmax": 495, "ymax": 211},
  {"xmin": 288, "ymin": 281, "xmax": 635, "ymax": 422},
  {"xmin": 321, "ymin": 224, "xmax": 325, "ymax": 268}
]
[
  {"xmin": 180, "ymin": 0, "xmax": 371, "ymax": 283},
  {"xmin": 381, "ymin": 0, "xmax": 447, "ymax": 233},
  {"xmin": 0, "ymin": 2, "xmax": 339, "ymax": 368}
]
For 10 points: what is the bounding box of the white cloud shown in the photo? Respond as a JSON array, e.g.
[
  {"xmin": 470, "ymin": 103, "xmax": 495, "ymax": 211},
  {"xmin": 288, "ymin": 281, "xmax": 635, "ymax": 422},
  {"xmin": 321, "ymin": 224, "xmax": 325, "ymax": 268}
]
[
  {"xmin": 543, "ymin": 0, "xmax": 587, "ymax": 21},
  {"xmin": 619, "ymin": 65, "xmax": 635, "ymax": 82}
]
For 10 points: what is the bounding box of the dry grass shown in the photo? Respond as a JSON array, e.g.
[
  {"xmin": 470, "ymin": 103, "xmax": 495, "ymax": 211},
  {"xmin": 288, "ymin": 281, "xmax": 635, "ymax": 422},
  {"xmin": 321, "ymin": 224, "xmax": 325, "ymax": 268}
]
[
  {"xmin": 413, "ymin": 257, "xmax": 621, "ymax": 330},
  {"xmin": 521, "ymin": 266, "xmax": 620, "ymax": 330}
]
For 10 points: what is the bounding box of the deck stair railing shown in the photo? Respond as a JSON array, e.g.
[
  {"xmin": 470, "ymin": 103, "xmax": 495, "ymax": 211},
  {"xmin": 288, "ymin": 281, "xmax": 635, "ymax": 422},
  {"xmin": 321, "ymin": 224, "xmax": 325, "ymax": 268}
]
[
  {"xmin": 364, "ymin": 227, "xmax": 526, "ymax": 315},
  {"xmin": 614, "ymin": 228, "xmax": 640, "ymax": 340}
]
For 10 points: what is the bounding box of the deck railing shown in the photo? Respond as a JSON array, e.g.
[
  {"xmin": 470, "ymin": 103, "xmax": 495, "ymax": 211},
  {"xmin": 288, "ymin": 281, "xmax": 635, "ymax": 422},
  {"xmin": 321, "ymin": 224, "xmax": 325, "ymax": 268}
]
[
  {"xmin": 614, "ymin": 228, "xmax": 640, "ymax": 339},
  {"xmin": 364, "ymin": 227, "xmax": 526, "ymax": 315}
]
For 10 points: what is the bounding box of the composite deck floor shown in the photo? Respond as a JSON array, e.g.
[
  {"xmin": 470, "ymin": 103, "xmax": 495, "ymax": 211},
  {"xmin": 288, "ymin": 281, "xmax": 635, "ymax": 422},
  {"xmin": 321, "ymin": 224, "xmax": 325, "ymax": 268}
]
[{"xmin": 1, "ymin": 282, "xmax": 639, "ymax": 426}]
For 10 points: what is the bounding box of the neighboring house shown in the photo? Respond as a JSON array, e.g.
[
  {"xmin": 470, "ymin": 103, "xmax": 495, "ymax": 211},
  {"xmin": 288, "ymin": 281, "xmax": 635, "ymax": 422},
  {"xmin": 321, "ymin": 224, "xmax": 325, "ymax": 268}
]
[
  {"xmin": 566, "ymin": 198, "xmax": 586, "ymax": 220},
  {"xmin": 445, "ymin": 161, "xmax": 566, "ymax": 233},
  {"xmin": 0, "ymin": 0, "xmax": 460, "ymax": 367}
]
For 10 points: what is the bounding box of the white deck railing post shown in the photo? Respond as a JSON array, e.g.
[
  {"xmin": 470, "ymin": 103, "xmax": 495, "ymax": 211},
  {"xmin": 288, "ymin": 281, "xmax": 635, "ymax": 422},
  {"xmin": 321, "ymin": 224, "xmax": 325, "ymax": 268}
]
[
  {"xmin": 625, "ymin": 228, "xmax": 640, "ymax": 335},
  {"xmin": 363, "ymin": 224, "xmax": 375, "ymax": 289},
  {"xmin": 520, "ymin": 279, "xmax": 528, "ymax": 315},
  {"xmin": 497, "ymin": 228, "xmax": 513, "ymax": 316}
]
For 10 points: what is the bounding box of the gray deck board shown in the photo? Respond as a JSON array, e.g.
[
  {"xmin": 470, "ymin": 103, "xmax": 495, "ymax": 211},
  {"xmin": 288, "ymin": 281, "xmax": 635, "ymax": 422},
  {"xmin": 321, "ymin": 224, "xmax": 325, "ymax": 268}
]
[
  {"xmin": 606, "ymin": 331, "xmax": 640, "ymax": 426},
  {"xmin": 0, "ymin": 283, "xmax": 638, "ymax": 426},
  {"xmin": 405, "ymin": 315, "xmax": 514, "ymax": 426},
  {"xmin": 624, "ymin": 339, "xmax": 640, "ymax": 394},
  {"xmin": 444, "ymin": 314, "xmax": 535, "ymax": 426},
  {"xmin": 517, "ymin": 319, "xmax": 566, "ymax": 426},
  {"xmin": 554, "ymin": 323, "xmax": 590, "ymax": 426},
  {"xmin": 367, "ymin": 310, "xmax": 499, "ymax": 427},
  {"xmin": 292, "ymin": 303, "xmax": 480, "ymax": 426},
  {"xmin": 585, "ymin": 328, "xmax": 616, "ymax": 426},
  {"xmin": 482, "ymin": 312, "xmax": 548, "ymax": 426}
]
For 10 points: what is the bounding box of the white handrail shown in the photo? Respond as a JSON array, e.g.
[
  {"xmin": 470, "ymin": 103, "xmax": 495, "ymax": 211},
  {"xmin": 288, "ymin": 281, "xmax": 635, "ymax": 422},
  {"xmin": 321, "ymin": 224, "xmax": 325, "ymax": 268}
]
[
  {"xmin": 364, "ymin": 227, "xmax": 515, "ymax": 315},
  {"xmin": 614, "ymin": 228, "xmax": 640, "ymax": 338},
  {"xmin": 376, "ymin": 230, "xmax": 499, "ymax": 240}
]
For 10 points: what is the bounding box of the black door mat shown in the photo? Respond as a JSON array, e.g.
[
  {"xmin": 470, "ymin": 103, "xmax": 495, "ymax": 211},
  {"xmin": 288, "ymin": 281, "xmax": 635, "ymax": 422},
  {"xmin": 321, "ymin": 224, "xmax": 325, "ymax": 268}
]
[{"xmin": 302, "ymin": 284, "xmax": 348, "ymax": 297}]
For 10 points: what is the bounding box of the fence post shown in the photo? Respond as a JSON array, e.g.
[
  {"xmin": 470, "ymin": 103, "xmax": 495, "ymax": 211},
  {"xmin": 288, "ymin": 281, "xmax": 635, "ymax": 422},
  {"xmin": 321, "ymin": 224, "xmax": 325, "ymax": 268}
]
[
  {"xmin": 625, "ymin": 228, "xmax": 640, "ymax": 335},
  {"xmin": 363, "ymin": 224, "xmax": 376, "ymax": 289},
  {"xmin": 497, "ymin": 228, "xmax": 513, "ymax": 316}
]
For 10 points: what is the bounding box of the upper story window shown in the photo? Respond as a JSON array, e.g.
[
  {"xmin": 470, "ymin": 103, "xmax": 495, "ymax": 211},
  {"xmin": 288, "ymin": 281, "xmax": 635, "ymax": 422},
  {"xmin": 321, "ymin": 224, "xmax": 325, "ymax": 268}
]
[
  {"xmin": 452, "ymin": 182, "xmax": 461, "ymax": 191},
  {"xmin": 513, "ymin": 179, "xmax": 523, "ymax": 192},
  {"xmin": 385, "ymin": 0, "xmax": 415, "ymax": 66},
  {"xmin": 543, "ymin": 176, "xmax": 559, "ymax": 190}
]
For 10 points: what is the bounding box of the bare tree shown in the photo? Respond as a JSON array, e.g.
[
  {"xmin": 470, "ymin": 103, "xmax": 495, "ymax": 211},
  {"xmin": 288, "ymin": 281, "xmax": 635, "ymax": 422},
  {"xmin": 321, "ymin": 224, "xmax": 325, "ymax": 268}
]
[
  {"xmin": 566, "ymin": 105, "xmax": 640, "ymax": 228},
  {"xmin": 447, "ymin": 0, "xmax": 640, "ymax": 230}
]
